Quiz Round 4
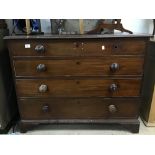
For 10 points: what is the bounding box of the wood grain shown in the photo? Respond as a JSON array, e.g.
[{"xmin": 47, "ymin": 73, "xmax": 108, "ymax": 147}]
[
  {"xmin": 18, "ymin": 98, "xmax": 140, "ymax": 120},
  {"xmin": 6, "ymin": 35, "xmax": 150, "ymax": 133},
  {"xmin": 16, "ymin": 78, "xmax": 142, "ymax": 97},
  {"xmin": 8, "ymin": 38, "xmax": 146, "ymax": 57},
  {"xmin": 13, "ymin": 57, "xmax": 144, "ymax": 77}
]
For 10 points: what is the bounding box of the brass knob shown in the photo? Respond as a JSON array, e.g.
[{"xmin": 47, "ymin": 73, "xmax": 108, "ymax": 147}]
[
  {"xmin": 110, "ymin": 63, "xmax": 119, "ymax": 72},
  {"xmin": 35, "ymin": 45, "xmax": 45, "ymax": 53},
  {"xmin": 37, "ymin": 64, "xmax": 46, "ymax": 72},
  {"xmin": 39, "ymin": 84, "xmax": 48, "ymax": 93},
  {"xmin": 109, "ymin": 84, "xmax": 118, "ymax": 92},
  {"xmin": 108, "ymin": 105, "xmax": 117, "ymax": 113},
  {"xmin": 42, "ymin": 105, "xmax": 49, "ymax": 112}
]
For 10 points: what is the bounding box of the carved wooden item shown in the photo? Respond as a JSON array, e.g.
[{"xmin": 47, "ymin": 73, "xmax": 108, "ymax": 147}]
[{"xmin": 87, "ymin": 19, "xmax": 133, "ymax": 34}]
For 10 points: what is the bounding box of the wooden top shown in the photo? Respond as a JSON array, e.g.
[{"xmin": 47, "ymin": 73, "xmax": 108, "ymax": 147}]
[{"xmin": 4, "ymin": 33, "xmax": 152, "ymax": 40}]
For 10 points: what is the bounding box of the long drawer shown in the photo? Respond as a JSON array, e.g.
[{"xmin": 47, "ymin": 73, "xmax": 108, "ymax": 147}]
[
  {"xmin": 18, "ymin": 98, "xmax": 140, "ymax": 120},
  {"xmin": 13, "ymin": 57, "xmax": 144, "ymax": 77},
  {"xmin": 8, "ymin": 38, "xmax": 146, "ymax": 57},
  {"xmin": 16, "ymin": 79, "xmax": 141, "ymax": 97}
]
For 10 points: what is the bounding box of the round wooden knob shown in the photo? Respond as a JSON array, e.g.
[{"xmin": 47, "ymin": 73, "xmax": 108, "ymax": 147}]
[
  {"xmin": 37, "ymin": 64, "xmax": 46, "ymax": 72},
  {"xmin": 42, "ymin": 105, "xmax": 49, "ymax": 112},
  {"xmin": 109, "ymin": 84, "xmax": 118, "ymax": 92},
  {"xmin": 35, "ymin": 45, "xmax": 45, "ymax": 53},
  {"xmin": 108, "ymin": 105, "xmax": 117, "ymax": 113},
  {"xmin": 110, "ymin": 63, "xmax": 119, "ymax": 72},
  {"xmin": 39, "ymin": 84, "xmax": 48, "ymax": 93}
]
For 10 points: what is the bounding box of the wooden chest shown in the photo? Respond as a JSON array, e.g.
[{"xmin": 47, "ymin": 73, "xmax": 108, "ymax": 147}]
[{"xmin": 5, "ymin": 34, "xmax": 151, "ymax": 133}]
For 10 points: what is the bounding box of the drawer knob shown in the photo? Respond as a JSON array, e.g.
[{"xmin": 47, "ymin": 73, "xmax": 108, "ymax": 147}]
[
  {"xmin": 109, "ymin": 84, "xmax": 118, "ymax": 92},
  {"xmin": 42, "ymin": 105, "xmax": 49, "ymax": 112},
  {"xmin": 110, "ymin": 63, "xmax": 119, "ymax": 72},
  {"xmin": 39, "ymin": 84, "xmax": 48, "ymax": 93},
  {"xmin": 108, "ymin": 105, "xmax": 117, "ymax": 113},
  {"xmin": 35, "ymin": 45, "xmax": 45, "ymax": 53},
  {"xmin": 37, "ymin": 64, "xmax": 46, "ymax": 72}
]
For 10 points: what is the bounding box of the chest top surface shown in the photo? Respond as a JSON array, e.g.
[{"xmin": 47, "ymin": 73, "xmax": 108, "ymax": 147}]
[{"xmin": 4, "ymin": 34, "xmax": 152, "ymax": 40}]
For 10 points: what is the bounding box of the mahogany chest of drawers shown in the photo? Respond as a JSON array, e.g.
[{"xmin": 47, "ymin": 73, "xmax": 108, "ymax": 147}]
[{"xmin": 5, "ymin": 34, "xmax": 151, "ymax": 133}]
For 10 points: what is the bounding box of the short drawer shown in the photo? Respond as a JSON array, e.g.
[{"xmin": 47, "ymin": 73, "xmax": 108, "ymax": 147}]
[
  {"xmin": 18, "ymin": 98, "xmax": 140, "ymax": 120},
  {"xmin": 8, "ymin": 38, "xmax": 146, "ymax": 57},
  {"xmin": 16, "ymin": 78, "xmax": 142, "ymax": 97},
  {"xmin": 13, "ymin": 57, "xmax": 144, "ymax": 77}
]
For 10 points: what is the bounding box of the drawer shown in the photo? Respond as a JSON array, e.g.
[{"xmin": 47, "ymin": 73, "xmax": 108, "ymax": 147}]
[
  {"xmin": 14, "ymin": 57, "xmax": 144, "ymax": 77},
  {"xmin": 18, "ymin": 98, "xmax": 140, "ymax": 120},
  {"xmin": 8, "ymin": 38, "xmax": 146, "ymax": 57},
  {"xmin": 16, "ymin": 79, "xmax": 141, "ymax": 97}
]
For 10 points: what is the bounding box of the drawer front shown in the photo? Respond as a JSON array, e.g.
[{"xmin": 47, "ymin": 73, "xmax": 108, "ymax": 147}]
[
  {"xmin": 16, "ymin": 79, "xmax": 141, "ymax": 97},
  {"xmin": 18, "ymin": 98, "xmax": 140, "ymax": 120},
  {"xmin": 8, "ymin": 38, "xmax": 146, "ymax": 57},
  {"xmin": 14, "ymin": 57, "xmax": 144, "ymax": 77}
]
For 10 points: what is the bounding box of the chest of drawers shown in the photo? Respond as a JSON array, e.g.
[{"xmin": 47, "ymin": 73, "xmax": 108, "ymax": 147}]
[{"xmin": 5, "ymin": 34, "xmax": 151, "ymax": 133}]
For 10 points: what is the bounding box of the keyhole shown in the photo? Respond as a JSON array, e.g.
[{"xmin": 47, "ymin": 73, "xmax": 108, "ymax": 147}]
[{"xmin": 114, "ymin": 45, "xmax": 118, "ymax": 49}]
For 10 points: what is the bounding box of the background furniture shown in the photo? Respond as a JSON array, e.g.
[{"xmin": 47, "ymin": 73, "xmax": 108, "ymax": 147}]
[
  {"xmin": 0, "ymin": 20, "xmax": 18, "ymax": 134},
  {"xmin": 141, "ymin": 39, "xmax": 155, "ymax": 126},
  {"xmin": 5, "ymin": 34, "xmax": 151, "ymax": 133},
  {"xmin": 86, "ymin": 19, "xmax": 132, "ymax": 34},
  {"xmin": 50, "ymin": 19, "xmax": 114, "ymax": 34},
  {"xmin": 12, "ymin": 19, "xmax": 42, "ymax": 35}
]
